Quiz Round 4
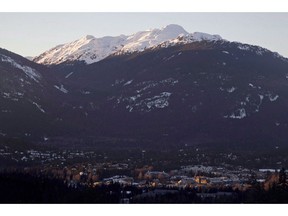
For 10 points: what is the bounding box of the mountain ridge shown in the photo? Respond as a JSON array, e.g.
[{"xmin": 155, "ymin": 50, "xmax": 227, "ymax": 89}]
[
  {"xmin": 1, "ymin": 27, "xmax": 288, "ymax": 150},
  {"xmin": 33, "ymin": 24, "xmax": 225, "ymax": 65}
]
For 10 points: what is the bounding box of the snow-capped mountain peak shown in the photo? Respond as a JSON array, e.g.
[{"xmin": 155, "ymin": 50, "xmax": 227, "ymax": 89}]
[
  {"xmin": 33, "ymin": 24, "xmax": 220, "ymax": 65},
  {"xmin": 121, "ymin": 24, "xmax": 188, "ymax": 53},
  {"xmin": 160, "ymin": 24, "xmax": 188, "ymax": 36}
]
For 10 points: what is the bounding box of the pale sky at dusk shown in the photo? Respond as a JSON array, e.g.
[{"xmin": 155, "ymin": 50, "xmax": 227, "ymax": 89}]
[{"xmin": 1, "ymin": 8, "xmax": 288, "ymax": 58}]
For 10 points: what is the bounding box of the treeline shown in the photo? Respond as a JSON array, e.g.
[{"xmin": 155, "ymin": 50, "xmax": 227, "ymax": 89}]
[
  {"xmin": 238, "ymin": 183, "xmax": 288, "ymax": 203},
  {"xmin": 0, "ymin": 172, "xmax": 122, "ymax": 203},
  {"xmin": 0, "ymin": 171, "xmax": 288, "ymax": 203},
  {"xmin": 131, "ymin": 185, "xmax": 288, "ymax": 203}
]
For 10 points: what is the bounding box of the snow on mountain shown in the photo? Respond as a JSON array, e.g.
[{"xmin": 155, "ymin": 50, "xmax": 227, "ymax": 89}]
[
  {"xmin": 0, "ymin": 54, "xmax": 41, "ymax": 82},
  {"xmin": 120, "ymin": 24, "xmax": 188, "ymax": 53},
  {"xmin": 33, "ymin": 35, "xmax": 127, "ymax": 65},
  {"xmin": 154, "ymin": 32, "xmax": 224, "ymax": 49},
  {"xmin": 38, "ymin": 24, "xmax": 282, "ymax": 66},
  {"xmin": 34, "ymin": 24, "xmax": 221, "ymax": 65},
  {"xmin": 54, "ymin": 84, "xmax": 68, "ymax": 93}
]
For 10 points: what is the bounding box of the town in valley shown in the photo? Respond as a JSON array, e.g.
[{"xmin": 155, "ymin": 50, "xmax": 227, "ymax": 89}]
[{"xmin": 0, "ymin": 139, "xmax": 287, "ymax": 203}]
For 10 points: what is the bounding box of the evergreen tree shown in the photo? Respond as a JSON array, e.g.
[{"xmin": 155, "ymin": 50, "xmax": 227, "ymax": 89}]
[{"xmin": 279, "ymin": 167, "xmax": 286, "ymax": 185}]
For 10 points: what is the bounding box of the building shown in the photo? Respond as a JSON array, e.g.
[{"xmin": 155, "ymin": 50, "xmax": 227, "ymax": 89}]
[
  {"xmin": 195, "ymin": 176, "xmax": 208, "ymax": 184},
  {"xmin": 103, "ymin": 175, "xmax": 133, "ymax": 185}
]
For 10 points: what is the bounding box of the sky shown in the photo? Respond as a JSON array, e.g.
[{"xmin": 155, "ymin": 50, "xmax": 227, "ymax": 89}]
[{"xmin": 1, "ymin": 12, "xmax": 288, "ymax": 58}]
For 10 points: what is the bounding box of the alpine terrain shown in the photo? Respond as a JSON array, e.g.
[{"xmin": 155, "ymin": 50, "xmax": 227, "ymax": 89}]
[{"xmin": 1, "ymin": 24, "xmax": 288, "ymax": 150}]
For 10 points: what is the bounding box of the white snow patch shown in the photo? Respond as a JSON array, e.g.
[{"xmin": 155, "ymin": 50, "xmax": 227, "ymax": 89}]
[
  {"xmin": 227, "ymin": 87, "xmax": 236, "ymax": 93},
  {"xmin": 222, "ymin": 51, "xmax": 229, "ymax": 54},
  {"xmin": 238, "ymin": 44, "xmax": 250, "ymax": 51},
  {"xmin": 248, "ymin": 83, "xmax": 256, "ymax": 88},
  {"xmin": 160, "ymin": 92, "xmax": 172, "ymax": 97},
  {"xmin": 129, "ymin": 94, "xmax": 141, "ymax": 101},
  {"xmin": 124, "ymin": 92, "xmax": 172, "ymax": 112},
  {"xmin": 0, "ymin": 54, "xmax": 41, "ymax": 82},
  {"xmin": 15, "ymin": 92, "xmax": 24, "ymax": 97},
  {"xmin": 237, "ymin": 43, "xmax": 270, "ymax": 56},
  {"xmin": 259, "ymin": 94, "xmax": 264, "ymax": 101},
  {"xmin": 259, "ymin": 94, "xmax": 264, "ymax": 106},
  {"xmin": 127, "ymin": 106, "xmax": 133, "ymax": 112},
  {"xmin": 2, "ymin": 92, "xmax": 23, "ymax": 101},
  {"xmin": 255, "ymin": 94, "xmax": 264, "ymax": 112},
  {"xmin": 136, "ymin": 81, "xmax": 158, "ymax": 93},
  {"xmin": 3, "ymin": 92, "xmax": 11, "ymax": 98},
  {"xmin": 32, "ymin": 101, "xmax": 46, "ymax": 113},
  {"xmin": 113, "ymin": 79, "xmax": 125, "ymax": 86},
  {"xmin": 245, "ymin": 96, "xmax": 250, "ymax": 102},
  {"xmin": 54, "ymin": 84, "xmax": 68, "ymax": 93},
  {"xmin": 65, "ymin": 72, "xmax": 74, "ymax": 79},
  {"xmin": 268, "ymin": 94, "xmax": 279, "ymax": 102},
  {"xmin": 81, "ymin": 91, "xmax": 91, "ymax": 95},
  {"xmin": 271, "ymin": 95, "xmax": 279, "ymax": 101},
  {"xmin": 222, "ymin": 62, "xmax": 226, "ymax": 66},
  {"xmin": 146, "ymin": 92, "xmax": 172, "ymax": 109},
  {"xmin": 164, "ymin": 54, "xmax": 175, "ymax": 61},
  {"xmin": 159, "ymin": 78, "xmax": 178, "ymax": 85},
  {"xmin": 123, "ymin": 80, "xmax": 133, "ymax": 86},
  {"xmin": 146, "ymin": 98, "xmax": 169, "ymax": 109},
  {"xmin": 229, "ymin": 108, "xmax": 246, "ymax": 119}
]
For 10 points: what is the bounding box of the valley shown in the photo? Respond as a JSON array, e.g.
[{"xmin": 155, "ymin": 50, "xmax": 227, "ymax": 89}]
[{"xmin": 1, "ymin": 24, "xmax": 288, "ymax": 203}]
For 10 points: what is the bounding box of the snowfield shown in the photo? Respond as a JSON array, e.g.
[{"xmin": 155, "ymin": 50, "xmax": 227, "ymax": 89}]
[{"xmin": 33, "ymin": 24, "xmax": 224, "ymax": 65}]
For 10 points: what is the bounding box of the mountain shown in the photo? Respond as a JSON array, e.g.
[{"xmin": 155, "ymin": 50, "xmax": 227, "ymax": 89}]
[
  {"xmin": 33, "ymin": 24, "xmax": 219, "ymax": 65},
  {"xmin": 0, "ymin": 48, "xmax": 76, "ymax": 140},
  {"xmin": 47, "ymin": 39, "xmax": 288, "ymax": 149},
  {"xmin": 2, "ymin": 25, "xmax": 288, "ymax": 150}
]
